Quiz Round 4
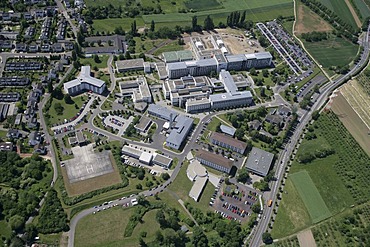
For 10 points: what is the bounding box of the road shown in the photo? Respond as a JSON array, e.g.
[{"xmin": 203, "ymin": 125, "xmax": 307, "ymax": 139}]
[
  {"xmin": 55, "ymin": 0, "xmax": 78, "ymax": 38},
  {"xmin": 249, "ymin": 23, "xmax": 370, "ymax": 246}
]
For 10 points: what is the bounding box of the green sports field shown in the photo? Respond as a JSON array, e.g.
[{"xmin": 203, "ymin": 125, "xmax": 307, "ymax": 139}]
[{"xmin": 290, "ymin": 170, "xmax": 332, "ymax": 223}]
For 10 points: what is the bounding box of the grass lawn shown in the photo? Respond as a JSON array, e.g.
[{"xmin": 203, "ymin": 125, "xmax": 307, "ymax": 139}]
[
  {"xmin": 0, "ymin": 130, "xmax": 7, "ymax": 138},
  {"xmin": 271, "ymin": 178, "xmax": 311, "ymax": 239},
  {"xmin": 134, "ymin": 37, "xmax": 164, "ymax": 54},
  {"xmin": 207, "ymin": 118, "xmax": 222, "ymax": 132},
  {"xmin": 252, "ymin": 73, "xmax": 275, "ymax": 87},
  {"xmin": 92, "ymin": 17, "xmax": 145, "ymax": 33},
  {"xmin": 75, "ymin": 207, "xmax": 134, "ymax": 247},
  {"xmin": 167, "ymin": 161, "xmax": 215, "ymax": 212},
  {"xmin": 153, "ymin": 41, "xmax": 184, "ymax": 56},
  {"xmin": 282, "ymin": 20, "xmax": 294, "ymax": 35},
  {"xmin": 38, "ymin": 233, "xmax": 62, "ymax": 245},
  {"xmin": 48, "ymin": 95, "xmax": 88, "ymax": 126},
  {"xmin": 290, "ymin": 171, "xmax": 331, "ymax": 223},
  {"xmin": 80, "ymin": 55, "xmax": 109, "ymax": 69},
  {"xmin": 0, "ymin": 220, "xmax": 12, "ymax": 242},
  {"xmin": 303, "ymin": 35, "xmax": 359, "ymax": 69}
]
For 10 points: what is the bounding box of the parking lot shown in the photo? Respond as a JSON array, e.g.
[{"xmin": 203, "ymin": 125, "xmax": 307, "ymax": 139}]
[
  {"xmin": 103, "ymin": 115, "xmax": 133, "ymax": 136},
  {"xmin": 210, "ymin": 181, "xmax": 260, "ymax": 222}
]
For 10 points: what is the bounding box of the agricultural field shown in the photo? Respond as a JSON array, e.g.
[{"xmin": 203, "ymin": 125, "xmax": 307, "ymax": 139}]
[
  {"xmin": 272, "ymin": 236, "xmax": 300, "ymax": 247},
  {"xmin": 331, "ymin": 81, "xmax": 370, "ymax": 156},
  {"xmin": 352, "ymin": 0, "xmax": 370, "ymax": 19},
  {"xmin": 312, "ymin": 202, "xmax": 370, "ymax": 246},
  {"xmin": 290, "ymin": 171, "xmax": 331, "ymax": 223},
  {"xmin": 295, "ymin": 0, "xmax": 333, "ymax": 35},
  {"xmin": 272, "ymin": 111, "xmax": 370, "ymax": 238},
  {"xmin": 303, "ymin": 35, "xmax": 359, "ymax": 69},
  {"xmin": 318, "ymin": 0, "xmax": 359, "ymax": 28}
]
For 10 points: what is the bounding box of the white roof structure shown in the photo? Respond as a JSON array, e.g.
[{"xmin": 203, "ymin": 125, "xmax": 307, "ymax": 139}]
[
  {"xmin": 139, "ymin": 152, "xmax": 153, "ymax": 164},
  {"xmin": 64, "ymin": 66, "xmax": 105, "ymax": 89},
  {"xmin": 189, "ymin": 176, "xmax": 208, "ymax": 202}
]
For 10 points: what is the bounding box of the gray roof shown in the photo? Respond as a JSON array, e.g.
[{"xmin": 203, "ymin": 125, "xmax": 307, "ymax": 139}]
[
  {"xmin": 148, "ymin": 104, "xmax": 178, "ymax": 121},
  {"xmin": 225, "ymin": 54, "xmax": 247, "ymax": 63},
  {"xmin": 220, "ymin": 70, "xmax": 238, "ymax": 94},
  {"xmin": 245, "ymin": 52, "xmax": 272, "ymax": 60},
  {"xmin": 209, "ymin": 91, "xmax": 252, "ymax": 103},
  {"xmin": 167, "ymin": 62, "xmax": 187, "ymax": 70},
  {"xmin": 153, "ymin": 154, "xmax": 172, "ymax": 168},
  {"xmin": 64, "ymin": 66, "xmax": 105, "ymax": 89},
  {"xmin": 220, "ymin": 125, "xmax": 236, "ymax": 136},
  {"xmin": 166, "ymin": 115, "xmax": 193, "ymax": 147},
  {"xmin": 245, "ymin": 147, "xmax": 274, "ymax": 176}
]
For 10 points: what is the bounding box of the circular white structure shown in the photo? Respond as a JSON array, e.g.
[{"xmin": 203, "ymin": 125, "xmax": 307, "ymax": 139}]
[{"xmin": 187, "ymin": 160, "xmax": 208, "ymax": 181}]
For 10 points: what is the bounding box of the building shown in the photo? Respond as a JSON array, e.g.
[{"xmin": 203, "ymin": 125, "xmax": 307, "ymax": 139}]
[
  {"xmin": 0, "ymin": 142, "xmax": 14, "ymax": 152},
  {"xmin": 196, "ymin": 150, "xmax": 234, "ymax": 174},
  {"xmin": 152, "ymin": 154, "xmax": 172, "ymax": 168},
  {"xmin": 166, "ymin": 58, "xmax": 218, "ymax": 79},
  {"xmin": 185, "ymin": 98, "xmax": 211, "ymax": 113},
  {"xmin": 220, "ymin": 124, "xmax": 236, "ymax": 137},
  {"xmin": 210, "ymin": 132, "xmax": 247, "ymax": 154},
  {"xmin": 0, "ymin": 92, "xmax": 20, "ymax": 102},
  {"xmin": 84, "ymin": 35, "xmax": 126, "ymax": 54},
  {"xmin": 5, "ymin": 62, "xmax": 42, "ymax": 71},
  {"xmin": 166, "ymin": 115, "xmax": 193, "ymax": 150},
  {"xmin": 147, "ymin": 104, "xmax": 178, "ymax": 121},
  {"xmin": 64, "ymin": 66, "xmax": 106, "ymax": 95},
  {"xmin": 76, "ymin": 131, "xmax": 86, "ymax": 146},
  {"xmin": 121, "ymin": 145, "xmax": 142, "ymax": 159},
  {"xmin": 155, "ymin": 62, "xmax": 168, "ymax": 80},
  {"xmin": 116, "ymin": 58, "xmax": 144, "ymax": 73},
  {"xmin": 139, "ymin": 152, "xmax": 153, "ymax": 165},
  {"xmin": 119, "ymin": 76, "xmax": 152, "ymax": 103},
  {"xmin": 0, "ymin": 103, "xmax": 9, "ymax": 121},
  {"xmin": 187, "ymin": 160, "xmax": 208, "ymax": 202},
  {"xmin": 163, "ymin": 75, "xmax": 212, "ymax": 107},
  {"xmin": 0, "ymin": 77, "xmax": 30, "ymax": 87},
  {"xmin": 245, "ymin": 147, "xmax": 274, "ymax": 177},
  {"xmin": 135, "ymin": 116, "xmax": 152, "ymax": 133},
  {"xmin": 28, "ymin": 131, "xmax": 43, "ymax": 146},
  {"xmin": 7, "ymin": 129, "xmax": 21, "ymax": 139}
]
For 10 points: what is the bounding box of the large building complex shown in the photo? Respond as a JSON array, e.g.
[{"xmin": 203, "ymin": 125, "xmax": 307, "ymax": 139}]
[
  {"xmin": 121, "ymin": 145, "xmax": 173, "ymax": 168},
  {"xmin": 64, "ymin": 66, "xmax": 106, "ymax": 95},
  {"xmin": 166, "ymin": 115, "xmax": 193, "ymax": 150},
  {"xmin": 196, "ymin": 150, "xmax": 234, "ymax": 174},
  {"xmin": 245, "ymin": 147, "xmax": 274, "ymax": 177},
  {"xmin": 166, "ymin": 52, "xmax": 272, "ymax": 79},
  {"xmin": 119, "ymin": 76, "xmax": 152, "ymax": 103},
  {"xmin": 147, "ymin": 104, "xmax": 178, "ymax": 122},
  {"xmin": 210, "ymin": 131, "xmax": 247, "ymax": 154}
]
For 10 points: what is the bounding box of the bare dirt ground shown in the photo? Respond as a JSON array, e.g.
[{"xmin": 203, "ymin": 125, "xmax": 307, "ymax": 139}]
[
  {"xmin": 297, "ymin": 229, "xmax": 317, "ymax": 247},
  {"xmin": 344, "ymin": 0, "xmax": 362, "ymax": 28},
  {"xmin": 295, "ymin": 3, "xmax": 333, "ymax": 34},
  {"xmin": 331, "ymin": 92, "xmax": 370, "ymax": 156}
]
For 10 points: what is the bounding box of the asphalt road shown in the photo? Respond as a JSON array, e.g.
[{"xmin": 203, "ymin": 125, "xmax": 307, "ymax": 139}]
[{"xmin": 249, "ymin": 24, "xmax": 370, "ymax": 246}]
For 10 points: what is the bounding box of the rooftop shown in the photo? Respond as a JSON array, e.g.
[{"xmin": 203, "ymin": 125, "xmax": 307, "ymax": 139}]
[
  {"xmin": 196, "ymin": 150, "xmax": 233, "ymax": 169},
  {"xmin": 245, "ymin": 147, "xmax": 274, "ymax": 177},
  {"xmin": 135, "ymin": 116, "xmax": 152, "ymax": 131},
  {"xmin": 211, "ymin": 132, "xmax": 247, "ymax": 151},
  {"xmin": 220, "ymin": 125, "xmax": 236, "ymax": 136},
  {"xmin": 64, "ymin": 66, "xmax": 105, "ymax": 89},
  {"xmin": 116, "ymin": 59, "xmax": 144, "ymax": 70},
  {"xmin": 166, "ymin": 115, "xmax": 193, "ymax": 147}
]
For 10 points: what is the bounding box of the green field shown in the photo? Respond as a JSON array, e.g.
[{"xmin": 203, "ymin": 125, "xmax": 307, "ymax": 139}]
[
  {"xmin": 185, "ymin": 0, "xmax": 223, "ymax": 11},
  {"xmin": 318, "ymin": 0, "xmax": 358, "ymax": 28},
  {"xmin": 290, "ymin": 171, "xmax": 331, "ymax": 223},
  {"xmin": 303, "ymin": 35, "xmax": 359, "ymax": 68},
  {"xmin": 80, "ymin": 55, "xmax": 109, "ymax": 69},
  {"xmin": 47, "ymin": 95, "xmax": 87, "ymax": 126},
  {"xmin": 270, "ymin": 179, "xmax": 311, "ymax": 239},
  {"xmin": 353, "ymin": 0, "xmax": 370, "ymax": 18}
]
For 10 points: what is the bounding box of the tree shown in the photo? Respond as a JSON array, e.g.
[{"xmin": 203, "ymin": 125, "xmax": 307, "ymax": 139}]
[
  {"xmin": 139, "ymin": 237, "xmax": 147, "ymax": 247},
  {"xmin": 262, "ymin": 69, "xmax": 269, "ymax": 77},
  {"xmin": 47, "ymin": 81, "xmax": 53, "ymax": 93},
  {"xmin": 150, "ymin": 20, "xmax": 155, "ymax": 32},
  {"xmin": 237, "ymin": 168, "xmax": 249, "ymax": 183},
  {"xmin": 262, "ymin": 232, "xmax": 273, "ymax": 244},
  {"xmin": 251, "ymin": 204, "xmax": 260, "ymax": 214},
  {"xmin": 204, "ymin": 15, "xmax": 214, "ymax": 30},
  {"xmin": 235, "ymin": 128, "xmax": 244, "ymax": 140},
  {"xmin": 156, "ymin": 210, "xmax": 167, "ymax": 228},
  {"xmin": 9, "ymin": 215, "xmax": 24, "ymax": 232},
  {"xmin": 93, "ymin": 54, "xmax": 101, "ymax": 63},
  {"xmin": 64, "ymin": 94, "xmax": 73, "ymax": 104},
  {"xmin": 192, "ymin": 226, "xmax": 208, "ymax": 247},
  {"xmin": 161, "ymin": 173, "xmax": 170, "ymax": 180},
  {"xmin": 312, "ymin": 110, "xmax": 320, "ymax": 120},
  {"xmin": 192, "ymin": 16, "xmax": 198, "ymax": 31},
  {"xmin": 250, "ymin": 67, "xmax": 257, "ymax": 76},
  {"xmin": 52, "ymin": 87, "xmax": 64, "ymax": 100},
  {"xmin": 114, "ymin": 26, "xmax": 125, "ymax": 35},
  {"xmin": 131, "ymin": 20, "xmax": 137, "ymax": 36},
  {"xmin": 54, "ymin": 102, "xmax": 64, "ymax": 115}
]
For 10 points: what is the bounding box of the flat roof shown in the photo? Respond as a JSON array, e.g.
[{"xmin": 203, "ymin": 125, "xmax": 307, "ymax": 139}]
[
  {"xmin": 196, "ymin": 150, "xmax": 233, "ymax": 169},
  {"xmin": 139, "ymin": 152, "xmax": 153, "ymax": 163},
  {"xmin": 209, "ymin": 91, "xmax": 253, "ymax": 103},
  {"xmin": 148, "ymin": 104, "xmax": 178, "ymax": 121},
  {"xmin": 122, "ymin": 145, "xmax": 142, "ymax": 157},
  {"xmin": 189, "ymin": 176, "xmax": 208, "ymax": 202},
  {"xmin": 220, "ymin": 70, "xmax": 238, "ymax": 94},
  {"xmin": 116, "ymin": 58, "xmax": 144, "ymax": 70},
  {"xmin": 153, "ymin": 154, "xmax": 172, "ymax": 168},
  {"xmin": 220, "ymin": 125, "xmax": 236, "ymax": 136},
  {"xmin": 135, "ymin": 116, "xmax": 152, "ymax": 131},
  {"xmin": 245, "ymin": 147, "xmax": 274, "ymax": 177},
  {"xmin": 64, "ymin": 66, "xmax": 105, "ymax": 89},
  {"xmin": 211, "ymin": 132, "xmax": 247, "ymax": 151},
  {"xmin": 166, "ymin": 115, "xmax": 193, "ymax": 147}
]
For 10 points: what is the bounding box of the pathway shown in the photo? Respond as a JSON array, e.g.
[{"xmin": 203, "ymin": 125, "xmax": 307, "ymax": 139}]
[{"xmin": 344, "ymin": 0, "xmax": 362, "ymax": 28}]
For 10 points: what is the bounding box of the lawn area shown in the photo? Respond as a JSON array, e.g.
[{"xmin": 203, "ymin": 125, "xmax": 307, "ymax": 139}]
[
  {"xmin": 290, "ymin": 170, "xmax": 331, "ymax": 223},
  {"xmin": 271, "ymin": 179, "xmax": 311, "ymax": 239},
  {"xmin": 48, "ymin": 95, "xmax": 88, "ymax": 126},
  {"xmin": 75, "ymin": 207, "xmax": 134, "ymax": 247},
  {"xmin": 0, "ymin": 220, "xmax": 12, "ymax": 242},
  {"xmin": 153, "ymin": 41, "xmax": 184, "ymax": 56},
  {"xmin": 318, "ymin": 0, "xmax": 358, "ymax": 29},
  {"xmin": 303, "ymin": 35, "xmax": 359, "ymax": 69},
  {"xmin": 92, "ymin": 17, "xmax": 145, "ymax": 33},
  {"xmin": 80, "ymin": 55, "xmax": 109, "ymax": 69},
  {"xmin": 167, "ymin": 160, "xmax": 215, "ymax": 212},
  {"xmin": 38, "ymin": 233, "xmax": 62, "ymax": 246},
  {"xmin": 0, "ymin": 130, "xmax": 7, "ymax": 138},
  {"xmin": 134, "ymin": 37, "xmax": 164, "ymax": 54},
  {"xmin": 282, "ymin": 20, "xmax": 294, "ymax": 35},
  {"xmin": 207, "ymin": 117, "xmax": 222, "ymax": 132}
]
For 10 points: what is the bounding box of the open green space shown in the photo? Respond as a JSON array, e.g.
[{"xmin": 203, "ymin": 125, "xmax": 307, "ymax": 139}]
[
  {"xmin": 271, "ymin": 179, "xmax": 311, "ymax": 239},
  {"xmin": 153, "ymin": 41, "xmax": 184, "ymax": 56},
  {"xmin": 185, "ymin": 0, "xmax": 222, "ymax": 11},
  {"xmin": 318, "ymin": 0, "xmax": 358, "ymax": 28},
  {"xmin": 47, "ymin": 95, "xmax": 87, "ymax": 126},
  {"xmin": 290, "ymin": 170, "xmax": 331, "ymax": 223},
  {"xmin": 303, "ymin": 35, "xmax": 359, "ymax": 68},
  {"xmin": 353, "ymin": 0, "xmax": 370, "ymax": 18},
  {"xmin": 80, "ymin": 55, "xmax": 109, "ymax": 69},
  {"xmin": 282, "ymin": 20, "xmax": 294, "ymax": 35},
  {"xmin": 0, "ymin": 130, "xmax": 7, "ymax": 138}
]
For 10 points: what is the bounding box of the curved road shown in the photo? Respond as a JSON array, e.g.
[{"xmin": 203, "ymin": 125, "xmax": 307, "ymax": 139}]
[{"xmin": 249, "ymin": 23, "xmax": 370, "ymax": 247}]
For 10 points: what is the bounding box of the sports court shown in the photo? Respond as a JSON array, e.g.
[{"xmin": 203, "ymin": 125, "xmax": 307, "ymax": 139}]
[{"xmin": 65, "ymin": 144, "xmax": 114, "ymax": 183}]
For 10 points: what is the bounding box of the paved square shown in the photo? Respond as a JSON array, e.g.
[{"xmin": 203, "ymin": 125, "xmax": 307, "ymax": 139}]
[{"xmin": 65, "ymin": 144, "xmax": 114, "ymax": 183}]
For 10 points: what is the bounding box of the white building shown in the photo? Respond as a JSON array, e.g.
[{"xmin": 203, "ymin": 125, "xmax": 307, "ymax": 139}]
[{"xmin": 63, "ymin": 66, "xmax": 106, "ymax": 95}]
